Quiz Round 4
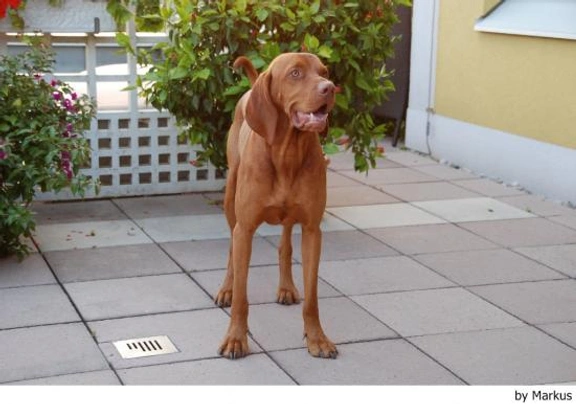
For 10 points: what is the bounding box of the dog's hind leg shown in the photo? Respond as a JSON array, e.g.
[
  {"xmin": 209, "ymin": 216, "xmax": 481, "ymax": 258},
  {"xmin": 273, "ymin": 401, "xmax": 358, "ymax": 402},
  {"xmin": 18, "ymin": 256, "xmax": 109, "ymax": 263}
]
[
  {"xmin": 277, "ymin": 223, "xmax": 301, "ymax": 305},
  {"xmin": 215, "ymin": 167, "xmax": 238, "ymax": 307}
]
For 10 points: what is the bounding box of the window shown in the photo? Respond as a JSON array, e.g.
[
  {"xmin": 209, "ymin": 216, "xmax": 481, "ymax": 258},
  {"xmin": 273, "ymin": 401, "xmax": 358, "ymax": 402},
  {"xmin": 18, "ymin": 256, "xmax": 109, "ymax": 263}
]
[{"xmin": 475, "ymin": 0, "xmax": 576, "ymax": 41}]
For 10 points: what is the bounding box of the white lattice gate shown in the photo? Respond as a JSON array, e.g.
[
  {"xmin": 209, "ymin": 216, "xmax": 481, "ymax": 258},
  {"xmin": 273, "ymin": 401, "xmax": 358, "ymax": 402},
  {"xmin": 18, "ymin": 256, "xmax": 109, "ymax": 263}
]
[{"xmin": 0, "ymin": 4, "xmax": 226, "ymax": 200}]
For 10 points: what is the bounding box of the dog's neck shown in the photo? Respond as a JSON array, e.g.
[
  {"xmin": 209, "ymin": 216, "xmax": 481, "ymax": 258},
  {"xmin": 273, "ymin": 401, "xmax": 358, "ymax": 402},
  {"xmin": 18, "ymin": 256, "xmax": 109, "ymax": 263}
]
[{"xmin": 269, "ymin": 126, "xmax": 322, "ymax": 180}]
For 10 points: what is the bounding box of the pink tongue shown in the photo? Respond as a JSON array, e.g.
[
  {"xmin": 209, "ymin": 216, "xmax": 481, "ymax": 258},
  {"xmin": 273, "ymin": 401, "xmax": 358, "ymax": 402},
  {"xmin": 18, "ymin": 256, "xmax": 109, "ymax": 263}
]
[{"xmin": 293, "ymin": 111, "xmax": 328, "ymax": 130}]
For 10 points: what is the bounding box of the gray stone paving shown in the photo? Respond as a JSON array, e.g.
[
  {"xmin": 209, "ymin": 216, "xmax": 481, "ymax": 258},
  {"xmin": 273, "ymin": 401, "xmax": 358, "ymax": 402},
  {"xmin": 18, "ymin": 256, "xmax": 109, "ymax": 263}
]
[{"xmin": 1, "ymin": 143, "xmax": 576, "ymax": 385}]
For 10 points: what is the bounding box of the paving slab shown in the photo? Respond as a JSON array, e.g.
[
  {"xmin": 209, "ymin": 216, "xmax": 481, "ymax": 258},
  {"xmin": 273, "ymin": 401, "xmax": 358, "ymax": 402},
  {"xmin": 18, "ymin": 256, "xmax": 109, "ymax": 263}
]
[
  {"xmin": 461, "ymin": 218, "xmax": 576, "ymax": 248},
  {"xmin": 192, "ymin": 264, "xmax": 340, "ymax": 305},
  {"xmin": 327, "ymin": 152, "xmax": 401, "ymax": 171},
  {"xmin": 327, "ymin": 203, "xmax": 445, "ymax": 229},
  {"xmin": 324, "ymin": 152, "xmax": 357, "ymax": 170},
  {"xmin": 31, "ymin": 200, "xmax": 126, "ymax": 224},
  {"xmin": 539, "ymin": 322, "xmax": 576, "ymax": 349},
  {"xmin": 471, "ymin": 279, "xmax": 576, "ymax": 324},
  {"xmin": 270, "ymin": 339, "xmax": 464, "ymax": 385},
  {"xmin": 352, "ymin": 287, "xmax": 523, "ymax": 337},
  {"xmin": 412, "ymin": 164, "xmax": 477, "ymax": 181},
  {"xmin": 414, "ymin": 249, "xmax": 565, "ymax": 286},
  {"xmin": 0, "ymin": 323, "xmax": 108, "ymax": 384},
  {"xmin": 9, "ymin": 370, "xmax": 120, "ymax": 385},
  {"xmin": 327, "ymin": 171, "xmax": 361, "ymax": 187},
  {"xmin": 410, "ymin": 327, "xmax": 576, "ymax": 385},
  {"xmin": 162, "ymin": 237, "xmax": 279, "ymax": 271},
  {"xmin": 380, "ymin": 181, "xmax": 480, "ymax": 202},
  {"xmin": 413, "ymin": 197, "xmax": 535, "ymax": 223},
  {"xmin": 45, "ymin": 244, "xmax": 181, "ymax": 283},
  {"xmin": 117, "ymin": 354, "xmax": 294, "ymax": 385},
  {"xmin": 64, "ymin": 274, "xmax": 213, "ymax": 321},
  {"xmin": 319, "ymin": 256, "xmax": 454, "ymax": 295},
  {"xmin": 498, "ymin": 195, "xmax": 576, "ymax": 217},
  {"xmin": 515, "ymin": 244, "xmax": 576, "ymax": 278},
  {"xmin": 0, "ymin": 285, "xmax": 80, "ymax": 330},
  {"xmin": 33, "ymin": 220, "xmax": 152, "ymax": 252},
  {"xmin": 384, "ymin": 151, "xmax": 439, "ymax": 167},
  {"xmin": 327, "ymin": 185, "xmax": 400, "ymax": 207},
  {"xmin": 113, "ymin": 194, "xmax": 222, "ymax": 218},
  {"xmin": 266, "ymin": 230, "xmax": 398, "ymax": 262},
  {"xmin": 136, "ymin": 214, "xmax": 230, "ymax": 243},
  {"xmin": 549, "ymin": 214, "xmax": 576, "ymax": 231},
  {"xmin": 452, "ymin": 178, "xmax": 527, "ymax": 197},
  {"xmin": 245, "ymin": 297, "xmax": 397, "ymax": 352},
  {"xmin": 88, "ymin": 309, "xmax": 262, "ymax": 369},
  {"xmin": 340, "ymin": 167, "xmax": 438, "ymax": 185},
  {"xmin": 0, "ymin": 253, "xmax": 56, "ymax": 288},
  {"xmin": 367, "ymin": 223, "xmax": 497, "ymax": 255}
]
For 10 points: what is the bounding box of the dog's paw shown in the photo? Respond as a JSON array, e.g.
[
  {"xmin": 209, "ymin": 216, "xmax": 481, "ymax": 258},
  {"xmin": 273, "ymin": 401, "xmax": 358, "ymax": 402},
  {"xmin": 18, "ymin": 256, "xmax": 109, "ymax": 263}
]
[
  {"xmin": 214, "ymin": 288, "xmax": 233, "ymax": 307},
  {"xmin": 305, "ymin": 333, "xmax": 338, "ymax": 359},
  {"xmin": 218, "ymin": 332, "xmax": 249, "ymax": 360},
  {"xmin": 276, "ymin": 286, "xmax": 300, "ymax": 305}
]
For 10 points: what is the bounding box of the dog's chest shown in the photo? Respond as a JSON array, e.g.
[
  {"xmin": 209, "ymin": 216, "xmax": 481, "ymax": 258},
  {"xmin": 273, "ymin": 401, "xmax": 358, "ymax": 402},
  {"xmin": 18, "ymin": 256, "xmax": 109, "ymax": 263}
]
[{"xmin": 262, "ymin": 174, "xmax": 325, "ymax": 226}]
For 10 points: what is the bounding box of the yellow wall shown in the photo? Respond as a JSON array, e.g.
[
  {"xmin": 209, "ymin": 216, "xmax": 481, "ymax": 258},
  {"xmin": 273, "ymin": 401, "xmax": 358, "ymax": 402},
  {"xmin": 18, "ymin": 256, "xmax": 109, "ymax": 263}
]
[{"xmin": 435, "ymin": 0, "xmax": 576, "ymax": 149}]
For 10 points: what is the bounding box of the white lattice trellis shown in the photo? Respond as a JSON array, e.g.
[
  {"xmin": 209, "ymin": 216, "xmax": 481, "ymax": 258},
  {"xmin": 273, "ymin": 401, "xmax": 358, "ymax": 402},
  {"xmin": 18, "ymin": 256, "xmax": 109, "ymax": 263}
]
[{"xmin": 83, "ymin": 111, "xmax": 226, "ymax": 198}]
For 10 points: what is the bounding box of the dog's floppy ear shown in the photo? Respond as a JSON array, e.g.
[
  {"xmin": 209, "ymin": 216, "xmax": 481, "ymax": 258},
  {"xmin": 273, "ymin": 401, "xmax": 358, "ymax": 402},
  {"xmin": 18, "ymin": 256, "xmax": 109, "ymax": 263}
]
[{"xmin": 245, "ymin": 71, "xmax": 278, "ymax": 146}]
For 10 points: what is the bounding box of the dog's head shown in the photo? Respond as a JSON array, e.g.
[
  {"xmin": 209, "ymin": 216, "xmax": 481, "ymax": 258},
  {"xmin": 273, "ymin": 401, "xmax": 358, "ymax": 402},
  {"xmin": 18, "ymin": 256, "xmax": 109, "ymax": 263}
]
[{"xmin": 245, "ymin": 53, "xmax": 336, "ymax": 145}]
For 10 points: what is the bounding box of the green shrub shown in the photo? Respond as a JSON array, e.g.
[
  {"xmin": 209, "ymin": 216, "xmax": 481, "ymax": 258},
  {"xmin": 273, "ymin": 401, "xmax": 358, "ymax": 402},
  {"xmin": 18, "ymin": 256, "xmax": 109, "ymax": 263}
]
[
  {"xmin": 0, "ymin": 40, "xmax": 96, "ymax": 258},
  {"xmin": 114, "ymin": 0, "xmax": 409, "ymax": 171}
]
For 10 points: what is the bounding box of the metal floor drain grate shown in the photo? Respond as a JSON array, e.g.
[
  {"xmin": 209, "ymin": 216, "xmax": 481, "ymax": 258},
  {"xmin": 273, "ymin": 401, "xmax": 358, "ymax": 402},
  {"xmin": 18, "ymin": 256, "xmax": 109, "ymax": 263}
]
[{"xmin": 113, "ymin": 335, "xmax": 179, "ymax": 359}]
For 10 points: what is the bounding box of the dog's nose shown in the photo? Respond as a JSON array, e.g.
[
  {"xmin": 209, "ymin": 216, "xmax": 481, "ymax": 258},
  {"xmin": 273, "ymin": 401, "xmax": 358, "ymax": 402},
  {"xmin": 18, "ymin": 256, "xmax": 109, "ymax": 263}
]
[{"xmin": 318, "ymin": 81, "xmax": 335, "ymax": 97}]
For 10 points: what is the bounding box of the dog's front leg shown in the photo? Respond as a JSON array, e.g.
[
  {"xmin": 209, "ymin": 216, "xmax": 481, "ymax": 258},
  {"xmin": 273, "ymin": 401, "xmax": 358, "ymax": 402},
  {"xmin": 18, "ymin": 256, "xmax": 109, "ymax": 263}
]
[
  {"xmin": 301, "ymin": 225, "xmax": 338, "ymax": 359},
  {"xmin": 218, "ymin": 222, "xmax": 253, "ymax": 359}
]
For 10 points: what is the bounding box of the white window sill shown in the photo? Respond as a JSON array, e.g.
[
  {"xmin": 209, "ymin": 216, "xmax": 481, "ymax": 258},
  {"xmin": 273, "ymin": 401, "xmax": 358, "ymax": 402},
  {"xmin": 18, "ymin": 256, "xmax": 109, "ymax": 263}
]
[{"xmin": 475, "ymin": 0, "xmax": 576, "ymax": 41}]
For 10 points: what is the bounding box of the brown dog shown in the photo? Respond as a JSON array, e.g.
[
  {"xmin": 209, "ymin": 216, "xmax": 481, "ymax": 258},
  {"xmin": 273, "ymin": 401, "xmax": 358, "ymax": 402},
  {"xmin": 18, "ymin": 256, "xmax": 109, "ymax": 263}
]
[{"xmin": 216, "ymin": 53, "xmax": 338, "ymax": 359}]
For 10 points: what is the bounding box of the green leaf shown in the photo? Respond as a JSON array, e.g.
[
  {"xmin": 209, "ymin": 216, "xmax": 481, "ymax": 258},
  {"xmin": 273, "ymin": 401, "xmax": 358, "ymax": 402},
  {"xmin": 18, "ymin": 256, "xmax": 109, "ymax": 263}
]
[
  {"xmin": 169, "ymin": 67, "xmax": 189, "ymax": 80},
  {"xmin": 309, "ymin": 1, "xmax": 321, "ymax": 15},
  {"xmin": 235, "ymin": 0, "xmax": 247, "ymax": 13},
  {"xmin": 121, "ymin": 85, "xmax": 137, "ymax": 91},
  {"xmin": 223, "ymin": 85, "xmax": 248, "ymax": 97},
  {"xmin": 115, "ymin": 32, "xmax": 135, "ymax": 55},
  {"xmin": 303, "ymin": 33, "xmax": 320, "ymax": 51},
  {"xmin": 322, "ymin": 143, "xmax": 340, "ymax": 155},
  {"xmin": 193, "ymin": 68, "xmax": 211, "ymax": 81},
  {"xmin": 317, "ymin": 45, "xmax": 333, "ymax": 59},
  {"xmin": 256, "ymin": 8, "xmax": 269, "ymax": 22},
  {"xmin": 355, "ymin": 75, "xmax": 373, "ymax": 92}
]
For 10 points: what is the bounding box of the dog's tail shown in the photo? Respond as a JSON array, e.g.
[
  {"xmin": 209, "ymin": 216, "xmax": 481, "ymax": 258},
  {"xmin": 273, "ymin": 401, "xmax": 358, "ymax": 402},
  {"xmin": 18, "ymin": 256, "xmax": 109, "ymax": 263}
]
[{"xmin": 233, "ymin": 56, "xmax": 259, "ymax": 86}]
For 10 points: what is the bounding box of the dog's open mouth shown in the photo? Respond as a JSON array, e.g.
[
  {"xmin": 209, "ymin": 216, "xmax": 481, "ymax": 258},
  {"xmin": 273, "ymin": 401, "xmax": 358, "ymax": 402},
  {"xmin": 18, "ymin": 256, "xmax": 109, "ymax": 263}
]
[{"xmin": 292, "ymin": 104, "xmax": 329, "ymax": 131}]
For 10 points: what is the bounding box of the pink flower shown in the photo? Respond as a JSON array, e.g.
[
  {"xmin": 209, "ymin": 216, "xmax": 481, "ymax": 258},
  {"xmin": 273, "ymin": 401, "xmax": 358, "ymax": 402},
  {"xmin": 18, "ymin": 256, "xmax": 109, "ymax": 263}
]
[
  {"xmin": 53, "ymin": 91, "xmax": 61, "ymax": 101},
  {"xmin": 63, "ymin": 98, "xmax": 73, "ymax": 111},
  {"xmin": 71, "ymin": 92, "xmax": 78, "ymax": 100},
  {"xmin": 0, "ymin": 150, "xmax": 6, "ymax": 160},
  {"xmin": 61, "ymin": 151, "xmax": 73, "ymax": 179}
]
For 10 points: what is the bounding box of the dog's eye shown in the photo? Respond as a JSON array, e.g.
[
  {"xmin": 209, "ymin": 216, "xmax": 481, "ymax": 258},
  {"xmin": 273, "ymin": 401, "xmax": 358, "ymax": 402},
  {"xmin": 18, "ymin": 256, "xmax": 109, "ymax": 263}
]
[{"xmin": 290, "ymin": 69, "xmax": 302, "ymax": 78}]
